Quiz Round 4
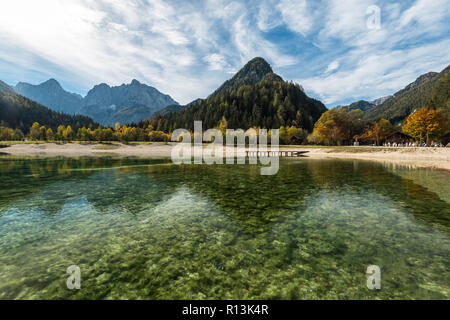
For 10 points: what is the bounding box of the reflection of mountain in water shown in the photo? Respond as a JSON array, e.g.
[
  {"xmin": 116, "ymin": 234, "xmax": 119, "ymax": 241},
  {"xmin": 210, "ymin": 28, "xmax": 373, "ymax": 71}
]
[
  {"xmin": 0, "ymin": 158, "xmax": 171, "ymax": 215},
  {"xmin": 0, "ymin": 157, "xmax": 449, "ymax": 235},
  {"xmin": 172, "ymin": 163, "xmax": 316, "ymax": 233}
]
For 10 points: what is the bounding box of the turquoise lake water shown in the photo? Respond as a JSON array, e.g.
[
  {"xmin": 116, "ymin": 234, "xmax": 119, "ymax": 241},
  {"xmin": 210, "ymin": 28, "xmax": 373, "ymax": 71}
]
[{"xmin": 0, "ymin": 157, "xmax": 449, "ymax": 299}]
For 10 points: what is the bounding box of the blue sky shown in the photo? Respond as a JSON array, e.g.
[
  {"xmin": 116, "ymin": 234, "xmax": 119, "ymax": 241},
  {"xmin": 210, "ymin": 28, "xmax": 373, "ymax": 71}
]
[{"xmin": 0, "ymin": 0, "xmax": 449, "ymax": 107}]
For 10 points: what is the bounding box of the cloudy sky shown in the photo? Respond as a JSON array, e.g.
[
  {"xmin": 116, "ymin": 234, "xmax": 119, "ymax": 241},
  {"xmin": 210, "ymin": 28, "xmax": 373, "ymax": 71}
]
[{"xmin": 0, "ymin": 0, "xmax": 449, "ymax": 107}]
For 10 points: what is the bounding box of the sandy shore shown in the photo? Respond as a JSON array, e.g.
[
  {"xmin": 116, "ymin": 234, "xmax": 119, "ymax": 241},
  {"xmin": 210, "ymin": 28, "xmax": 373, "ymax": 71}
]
[{"xmin": 1, "ymin": 143, "xmax": 449, "ymax": 170}]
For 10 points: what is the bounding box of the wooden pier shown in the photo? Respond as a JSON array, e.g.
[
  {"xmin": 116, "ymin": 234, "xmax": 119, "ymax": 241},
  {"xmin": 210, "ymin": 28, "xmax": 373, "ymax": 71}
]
[{"xmin": 245, "ymin": 150, "xmax": 309, "ymax": 157}]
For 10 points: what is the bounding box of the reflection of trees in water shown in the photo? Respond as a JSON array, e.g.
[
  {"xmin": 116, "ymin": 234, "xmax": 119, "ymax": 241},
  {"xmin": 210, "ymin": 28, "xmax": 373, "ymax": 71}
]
[
  {"xmin": 306, "ymin": 159, "xmax": 450, "ymax": 233},
  {"xmin": 0, "ymin": 158, "xmax": 87, "ymax": 215},
  {"xmin": 0, "ymin": 157, "xmax": 170, "ymax": 216},
  {"xmin": 85, "ymin": 165, "xmax": 175, "ymax": 215}
]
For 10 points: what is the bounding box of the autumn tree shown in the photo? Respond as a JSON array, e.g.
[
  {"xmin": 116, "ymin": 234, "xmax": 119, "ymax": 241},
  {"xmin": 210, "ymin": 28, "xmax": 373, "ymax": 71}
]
[
  {"xmin": 29, "ymin": 122, "xmax": 41, "ymax": 141},
  {"xmin": 39, "ymin": 125, "xmax": 47, "ymax": 141},
  {"xmin": 307, "ymin": 109, "xmax": 347, "ymax": 145},
  {"xmin": 93, "ymin": 128, "xmax": 104, "ymax": 142},
  {"xmin": 0, "ymin": 126, "xmax": 14, "ymax": 141},
  {"xmin": 358, "ymin": 119, "xmax": 394, "ymax": 145},
  {"xmin": 402, "ymin": 108, "xmax": 448, "ymax": 143},
  {"xmin": 103, "ymin": 128, "xmax": 114, "ymax": 141},
  {"xmin": 218, "ymin": 116, "xmax": 228, "ymax": 135},
  {"xmin": 64, "ymin": 125, "xmax": 74, "ymax": 141},
  {"xmin": 46, "ymin": 128, "xmax": 55, "ymax": 141},
  {"xmin": 148, "ymin": 131, "xmax": 170, "ymax": 142},
  {"xmin": 12, "ymin": 128, "xmax": 24, "ymax": 141},
  {"xmin": 287, "ymin": 126, "xmax": 307, "ymax": 145},
  {"xmin": 77, "ymin": 127, "xmax": 90, "ymax": 141},
  {"xmin": 57, "ymin": 125, "xmax": 66, "ymax": 141}
]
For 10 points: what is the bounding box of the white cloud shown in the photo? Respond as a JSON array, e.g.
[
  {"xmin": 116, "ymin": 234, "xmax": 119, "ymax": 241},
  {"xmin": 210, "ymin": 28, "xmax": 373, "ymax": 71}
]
[
  {"xmin": 298, "ymin": 39, "xmax": 450, "ymax": 105},
  {"xmin": 0, "ymin": 0, "xmax": 301, "ymax": 103},
  {"xmin": 257, "ymin": 5, "xmax": 279, "ymax": 31},
  {"xmin": 204, "ymin": 54, "xmax": 227, "ymax": 71},
  {"xmin": 400, "ymin": 0, "xmax": 450, "ymax": 28},
  {"xmin": 233, "ymin": 15, "xmax": 297, "ymax": 67},
  {"xmin": 277, "ymin": 0, "xmax": 314, "ymax": 36},
  {"xmin": 325, "ymin": 60, "xmax": 339, "ymax": 73},
  {"xmin": 288, "ymin": 0, "xmax": 450, "ymax": 105},
  {"xmin": 0, "ymin": 0, "xmax": 218, "ymax": 103},
  {"xmin": 0, "ymin": 0, "xmax": 448, "ymax": 107},
  {"xmin": 321, "ymin": 0, "xmax": 372, "ymax": 40}
]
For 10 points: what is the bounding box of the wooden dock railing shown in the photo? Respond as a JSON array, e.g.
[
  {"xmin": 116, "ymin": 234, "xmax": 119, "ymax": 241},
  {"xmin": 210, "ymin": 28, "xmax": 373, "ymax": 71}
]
[{"xmin": 244, "ymin": 150, "xmax": 309, "ymax": 157}]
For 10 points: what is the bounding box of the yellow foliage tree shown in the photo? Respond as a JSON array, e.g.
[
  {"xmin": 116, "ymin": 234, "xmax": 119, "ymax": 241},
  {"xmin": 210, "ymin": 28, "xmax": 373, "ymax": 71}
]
[
  {"xmin": 402, "ymin": 108, "xmax": 448, "ymax": 144},
  {"xmin": 218, "ymin": 116, "xmax": 228, "ymax": 135},
  {"xmin": 148, "ymin": 130, "xmax": 170, "ymax": 142},
  {"xmin": 40, "ymin": 126, "xmax": 47, "ymax": 141},
  {"xmin": 46, "ymin": 128, "xmax": 54, "ymax": 141},
  {"xmin": 307, "ymin": 108, "xmax": 362, "ymax": 145},
  {"xmin": 64, "ymin": 125, "xmax": 74, "ymax": 141},
  {"xmin": 57, "ymin": 125, "xmax": 66, "ymax": 141},
  {"xmin": 29, "ymin": 122, "xmax": 41, "ymax": 141}
]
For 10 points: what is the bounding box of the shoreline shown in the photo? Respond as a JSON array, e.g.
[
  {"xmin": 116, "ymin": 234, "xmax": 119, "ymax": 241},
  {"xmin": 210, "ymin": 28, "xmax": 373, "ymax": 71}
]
[{"xmin": 1, "ymin": 142, "xmax": 449, "ymax": 171}]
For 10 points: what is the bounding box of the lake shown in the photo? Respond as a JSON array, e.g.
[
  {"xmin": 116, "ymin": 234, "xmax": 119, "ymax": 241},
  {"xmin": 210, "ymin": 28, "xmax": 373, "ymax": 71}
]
[{"xmin": 0, "ymin": 157, "xmax": 448, "ymax": 299}]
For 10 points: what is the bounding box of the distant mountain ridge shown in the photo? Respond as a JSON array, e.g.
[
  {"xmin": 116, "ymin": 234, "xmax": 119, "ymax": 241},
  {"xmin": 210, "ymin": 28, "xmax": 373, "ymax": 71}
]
[
  {"xmin": 80, "ymin": 79, "xmax": 178, "ymax": 126},
  {"xmin": 364, "ymin": 65, "xmax": 450, "ymax": 123},
  {"xmin": 336, "ymin": 100, "xmax": 376, "ymax": 112},
  {"xmin": 12, "ymin": 79, "xmax": 178, "ymax": 126},
  {"xmin": 148, "ymin": 98, "xmax": 203, "ymax": 120},
  {"xmin": 337, "ymin": 65, "xmax": 449, "ymax": 124},
  {"xmin": 15, "ymin": 79, "xmax": 82, "ymax": 115},
  {"xmin": 335, "ymin": 96, "xmax": 392, "ymax": 112},
  {"xmin": 0, "ymin": 87, "xmax": 97, "ymax": 132}
]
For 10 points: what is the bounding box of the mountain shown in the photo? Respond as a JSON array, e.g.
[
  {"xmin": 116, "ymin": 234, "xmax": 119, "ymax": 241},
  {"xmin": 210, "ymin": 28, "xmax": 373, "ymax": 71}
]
[
  {"xmin": 336, "ymin": 95, "xmax": 392, "ymax": 112},
  {"xmin": 372, "ymin": 96, "xmax": 392, "ymax": 106},
  {"xmin": 148, "ymin": 98, "xmax": 203, "ymax": 120},
  {"xmin": 0, "ymin": 80, "xmax": 14, "ymax": 93},
  {"xmin": 0, "ymin": 87, "xmax": 97, "ymax": 132},
  {"xmin": 15, "ymin": 79, "xmax": 82, "ymax": 114},
  {"xmin": 14, "ymin": 78, "xmax": 178, "ymax": 126},
  {"xmin": 428, "ymin": 67, "xmax": 450, "ymax": 120},
  {"xmin": 79, "ymin": 79, "xmax": 178, "ymax": 126},
  {"xmin": 145, "ymin": 58, "xmax": 327, "ymax": 132},
  {"xmin": 210, "ymin": 57, "xmax": 283, "ymax": 97},
  {"xmin": 337, "ymin": 100, "xmax": 375, "ymax": 112},
  {"xmin": 364, "ymin": 66, "xmax": 450, "ymax": 123}
]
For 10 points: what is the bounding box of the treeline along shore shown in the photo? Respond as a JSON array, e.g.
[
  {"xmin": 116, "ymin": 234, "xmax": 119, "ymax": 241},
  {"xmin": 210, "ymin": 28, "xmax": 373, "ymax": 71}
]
[{"xmin": 1, "ymin": 106, "xmax": 448, "ymax": 146}]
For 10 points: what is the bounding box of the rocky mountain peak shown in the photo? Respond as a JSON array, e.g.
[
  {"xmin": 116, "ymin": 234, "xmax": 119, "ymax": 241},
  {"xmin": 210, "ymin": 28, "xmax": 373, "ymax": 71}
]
[{"xmin": 210, "ymin": 57, "xmax": 283, "ymax": 97}]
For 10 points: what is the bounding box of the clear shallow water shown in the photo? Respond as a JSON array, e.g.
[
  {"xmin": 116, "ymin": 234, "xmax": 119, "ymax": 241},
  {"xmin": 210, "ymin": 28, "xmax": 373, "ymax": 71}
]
[{"xmin": 0, "ymin": 157, "xmax": 449, "ymax": 300}]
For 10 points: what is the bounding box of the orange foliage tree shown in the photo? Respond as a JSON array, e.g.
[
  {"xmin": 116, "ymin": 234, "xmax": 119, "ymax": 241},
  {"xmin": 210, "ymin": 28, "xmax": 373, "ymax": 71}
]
[{"xmin": 357, "ymin": 119, "xmax": 394, "ymax": 146}]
